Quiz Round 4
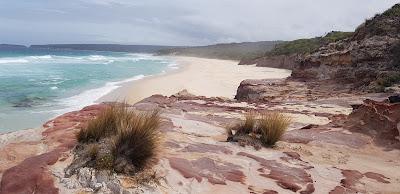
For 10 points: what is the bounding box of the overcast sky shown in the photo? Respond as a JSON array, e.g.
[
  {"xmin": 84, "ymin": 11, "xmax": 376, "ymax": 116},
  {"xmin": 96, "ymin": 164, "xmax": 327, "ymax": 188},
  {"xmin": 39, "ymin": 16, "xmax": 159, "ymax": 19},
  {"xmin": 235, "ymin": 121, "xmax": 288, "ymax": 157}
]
[{"xmin": 0, "ymin": 0, "xmax": 398, "ymax": 46}]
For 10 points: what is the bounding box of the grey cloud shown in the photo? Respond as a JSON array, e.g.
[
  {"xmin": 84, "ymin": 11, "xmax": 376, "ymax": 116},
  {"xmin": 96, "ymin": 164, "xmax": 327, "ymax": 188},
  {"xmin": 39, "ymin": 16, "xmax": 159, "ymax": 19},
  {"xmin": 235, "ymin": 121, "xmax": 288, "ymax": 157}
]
[{"xmin": 0, "ymin": 0, "xmax": 398, "ymax": 45}]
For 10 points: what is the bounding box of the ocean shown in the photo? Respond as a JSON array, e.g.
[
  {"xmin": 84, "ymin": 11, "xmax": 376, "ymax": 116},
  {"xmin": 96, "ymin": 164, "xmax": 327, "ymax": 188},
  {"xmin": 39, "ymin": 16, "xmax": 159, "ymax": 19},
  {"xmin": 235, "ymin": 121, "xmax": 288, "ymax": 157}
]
[{"xmin": 0, "ymin": 48, "xmax": 175, "ymax": 132}]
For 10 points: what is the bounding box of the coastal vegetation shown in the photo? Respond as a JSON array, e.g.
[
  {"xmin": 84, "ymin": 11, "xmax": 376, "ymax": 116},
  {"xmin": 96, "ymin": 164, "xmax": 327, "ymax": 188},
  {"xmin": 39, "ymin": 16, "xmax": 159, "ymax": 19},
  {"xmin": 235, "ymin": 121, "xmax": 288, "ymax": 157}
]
[
  {"xmin": 267, "ymin": 31, "xmax": 353, "ymax": 56},
  {"xmin": 227, "ymin": 111, "xmax": 291, "ymax": 148},
  {"xmin": 383, "ymin": 3, "xmax": 400, "ymax": 17},
  {"xmin": 72, "ymin": 103, "xmax": 161, "ymax": 175},
  {"xmin": 230, "ymin": 112, "xmax": 257, "ymax": 135},
  {"xmin": 376, "ymin": 72, "xmax": 400, "ymax": 92},
  {"xmin": 258, "ymin": 112, "xmax": 291, "ymax": 146}
]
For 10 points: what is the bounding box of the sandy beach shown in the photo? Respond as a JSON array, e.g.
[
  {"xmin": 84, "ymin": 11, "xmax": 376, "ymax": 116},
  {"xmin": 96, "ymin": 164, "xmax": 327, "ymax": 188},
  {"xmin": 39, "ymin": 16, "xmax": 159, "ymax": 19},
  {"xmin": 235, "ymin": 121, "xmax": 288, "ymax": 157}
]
[{"xmin": 100, "ymin": 56, "xmax": 292, "ymax": 104}]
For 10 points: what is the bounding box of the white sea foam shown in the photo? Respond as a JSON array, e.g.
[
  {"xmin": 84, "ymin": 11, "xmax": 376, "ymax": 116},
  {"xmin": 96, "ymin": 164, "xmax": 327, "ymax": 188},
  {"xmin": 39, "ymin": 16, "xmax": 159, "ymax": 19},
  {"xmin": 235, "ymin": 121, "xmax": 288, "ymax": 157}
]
[
  {"xmin": 55, "ymin": 74, "xmax": 146, "ymax": 113},
  {"xmin": 0, "ymin": 54, "xmax": 144, "ymax": 65},
  {"xmin": 30, "ymin": 55, "xmax": 52, "ymax": 60},
  {"xmin": 0, "ymin": 59, "xmax": 29, "ymax": 64},
  {"xmin": 168, "ymin": 63, "xmax": 179, "ymax": 69},
  {"xmin": 88, "ymin": 55, "xmax": 107, "ymax": 61}
]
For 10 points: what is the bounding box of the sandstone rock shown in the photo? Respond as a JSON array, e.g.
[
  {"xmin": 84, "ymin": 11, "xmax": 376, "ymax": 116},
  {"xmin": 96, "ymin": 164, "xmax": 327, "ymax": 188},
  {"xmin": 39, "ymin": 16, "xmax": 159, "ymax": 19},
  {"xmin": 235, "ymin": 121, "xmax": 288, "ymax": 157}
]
[
  {"xmin": 95, "ymin": 170, "xmax": 111, "ymax": 183},
  {"xmin": 60, "ymin": 177, "xmax": 80, "ymax": 189},
  {"xmin": 235, "ymin": 79, "xmax": 321, "ymax": 102},
  {"xmin": 77, "ymin": 167, "xmax": 94, "ymax": 188},
  {"xmin": 106, "ymin": 181, "xmax": 122, "ymax": 194},
  {"xmin": 172, "ymin": 89, "xmax": 196, "ymax": 98},
  {"xmin": 2, "ymin": 91, "xmax": 400, "ymax": 193},
  {"xmin": 346, "ymin": 99, "xmax": 400, "ymax": 147}
]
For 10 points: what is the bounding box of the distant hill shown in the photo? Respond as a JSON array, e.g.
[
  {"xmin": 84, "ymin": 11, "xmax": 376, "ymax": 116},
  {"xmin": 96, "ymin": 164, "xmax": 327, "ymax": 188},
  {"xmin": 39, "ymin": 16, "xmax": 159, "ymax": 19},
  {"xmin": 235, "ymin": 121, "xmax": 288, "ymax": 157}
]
[
  {"xmin": 30, "ymin": 44, "xmax": 181, "ymax": 53},
  {"xmin": 157, "ymin": 41, "xmax": 282, "ymax": 61},
  {"xmin": 0, "ymin": 44, "xmax": 28, "ymax": 50}
]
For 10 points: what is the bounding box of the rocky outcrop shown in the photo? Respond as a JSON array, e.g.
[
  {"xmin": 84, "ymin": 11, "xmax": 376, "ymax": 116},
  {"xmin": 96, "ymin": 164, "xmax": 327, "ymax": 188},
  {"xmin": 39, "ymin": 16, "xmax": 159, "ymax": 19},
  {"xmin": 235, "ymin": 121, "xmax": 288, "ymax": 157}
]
[
  {"xmin": 234, "ymin": 78, "xmax": 361, "ymax": 102},
  {"xmin": 346, "ymin": 96, "xmax": 400, "ymax": 148},
  {"xmin": 239, "ymin": 54, "xmax": 299, "ymax": 70},
  {"xmin": 1, "ymin": 91, "xmax": 400, "ymax": 193},
  {"xmin": 235, "ymin": 79, "xmax": 310, "ymax": 102},
  {"xmin": 292, "ymin": 4, "xmax": 400, "ymax": 92},
  {"xmin": 239, "ymin": 4, "xmax": 400, "ymax": 93}
]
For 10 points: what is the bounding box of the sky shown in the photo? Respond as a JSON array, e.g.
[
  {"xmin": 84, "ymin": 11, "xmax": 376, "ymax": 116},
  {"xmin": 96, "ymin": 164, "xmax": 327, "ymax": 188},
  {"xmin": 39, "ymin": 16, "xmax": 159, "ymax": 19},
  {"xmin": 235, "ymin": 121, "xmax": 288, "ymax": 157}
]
[{"xmin": 0, "ymin": 0, "xmax": 398, "ymax": 46}]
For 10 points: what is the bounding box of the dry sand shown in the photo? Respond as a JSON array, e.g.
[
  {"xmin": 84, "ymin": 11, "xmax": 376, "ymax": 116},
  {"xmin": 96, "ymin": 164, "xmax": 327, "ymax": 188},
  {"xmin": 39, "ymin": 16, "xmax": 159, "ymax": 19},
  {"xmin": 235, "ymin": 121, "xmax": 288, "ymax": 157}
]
[{"xmin": 100, "ymin": 56, "xmax": 291, "ymax": 104}]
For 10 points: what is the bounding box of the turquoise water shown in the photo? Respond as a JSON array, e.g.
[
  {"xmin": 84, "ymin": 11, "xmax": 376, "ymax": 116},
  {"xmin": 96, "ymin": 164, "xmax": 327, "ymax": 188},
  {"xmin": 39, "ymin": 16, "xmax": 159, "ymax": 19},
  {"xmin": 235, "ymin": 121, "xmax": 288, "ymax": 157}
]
[{"xmin": 0, "ymin": 49, "xmax": 175, "ymax": 132}]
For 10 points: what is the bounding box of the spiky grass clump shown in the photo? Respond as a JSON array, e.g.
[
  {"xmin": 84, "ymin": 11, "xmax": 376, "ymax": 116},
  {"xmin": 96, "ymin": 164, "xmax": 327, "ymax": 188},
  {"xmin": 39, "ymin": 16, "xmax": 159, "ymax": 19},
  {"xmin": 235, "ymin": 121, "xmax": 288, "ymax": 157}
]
[
  {"xmin": 113, "ymin": 110, "xmax": 161, "ymax": 171},
  {"xmin": 77, "ymin": 105, "xmax": 127, "ymax": 143},
  {"xmin": 230, "ymin": 112, "xmax": 257, "ymax": 135},
  {"xmin": 74, "ymin": 103, "xmax": 161, "ymax": 174},
  {"xmin": 227, "ymin": 111, "xmax": 291, "ymax": 148},
  {"xmin": 258, "ymin": 112, "xmax": 291, "ymax": 147}
]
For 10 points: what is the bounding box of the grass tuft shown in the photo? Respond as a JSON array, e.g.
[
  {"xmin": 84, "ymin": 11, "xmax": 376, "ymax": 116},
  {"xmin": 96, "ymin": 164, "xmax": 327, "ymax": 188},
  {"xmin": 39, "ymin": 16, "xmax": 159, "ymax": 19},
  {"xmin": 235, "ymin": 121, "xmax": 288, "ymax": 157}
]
[
  {"xmin": 77, "ymin": 104, "xmax": 127, "ymax": 143},
  {"xmin": 87, "ymin": 144, "xmax": 99, "ymax": 159},
  {"xmin": 258, "ymin": 112, "xmax": 291, "ymax": 147},
  {"xmin": 233, "ymin": 112, "xmax": 257, "ymax": 135},
  {"xmin": 74, "ymin": 103, "xmax": 161, "ymax": 175},
  {"xmin": 112, "ymin": 110, "xmax": 161, "ymax": 172},
  {"xmin": 227, "ymin": 111, "xmax": 291, "ymax": 148}
]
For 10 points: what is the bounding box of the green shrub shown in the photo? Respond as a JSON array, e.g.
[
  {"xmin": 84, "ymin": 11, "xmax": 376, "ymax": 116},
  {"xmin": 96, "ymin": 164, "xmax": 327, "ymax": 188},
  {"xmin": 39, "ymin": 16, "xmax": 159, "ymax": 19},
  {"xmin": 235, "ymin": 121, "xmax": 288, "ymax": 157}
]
[
  {"xmin": 322, "ymin": 31, "xmax": 353, "ymax": 43},
  {"xmin": 376, "ymin": 72, "xmax": 400, "ymax": 87},
  {"xmin": 268, "ymin": 31, "xmax": 352, "ymax": 56},
  {"xmin": 269, "ymin": 38, "xmax": 320, "ymax": 56},
  {"xmin": 258, "ymin": 112, "xmax": 291, "ymax": 147},
  {"xmin": 383, "ymin": 4, "xmax": 400, "ymax": 17}
]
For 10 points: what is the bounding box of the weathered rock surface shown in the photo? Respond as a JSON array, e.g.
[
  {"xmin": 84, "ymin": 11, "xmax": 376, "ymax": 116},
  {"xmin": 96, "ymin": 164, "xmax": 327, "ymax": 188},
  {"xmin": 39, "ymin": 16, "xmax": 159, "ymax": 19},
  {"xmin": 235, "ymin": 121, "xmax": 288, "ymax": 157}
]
[
  {"xmin": 346, "ymin": 97, "xmax": 400, "ymax": 148},
  {"xmin": 234, "ymin": 78, "xmax": 368, "ymax": 102},
  {"xmin": 0, "ymin": 104, "xmax": 109, "ymax": 194},
  {"xmin": 0, "ymin": 90, "xmax": 399, "ymax": 193}
]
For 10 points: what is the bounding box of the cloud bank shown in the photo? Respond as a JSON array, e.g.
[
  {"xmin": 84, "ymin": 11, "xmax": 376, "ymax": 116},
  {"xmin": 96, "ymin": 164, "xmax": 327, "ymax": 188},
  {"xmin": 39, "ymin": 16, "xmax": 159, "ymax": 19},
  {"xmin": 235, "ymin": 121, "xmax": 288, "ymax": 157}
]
[{"xmin": 0, "ymin": 0, "xmax": 397, "ymax": 45}]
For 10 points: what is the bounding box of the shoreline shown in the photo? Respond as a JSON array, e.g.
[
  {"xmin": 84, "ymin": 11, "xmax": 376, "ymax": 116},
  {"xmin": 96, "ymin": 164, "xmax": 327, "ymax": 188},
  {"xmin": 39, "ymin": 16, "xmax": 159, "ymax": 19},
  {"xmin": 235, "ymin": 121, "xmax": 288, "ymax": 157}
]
[
  {"xmin": 0, "ymin": 53, "xmax": 173, "ymax": 133},
  {"xmin": 0, "ymin": 56, "xmax": 291, "ymax": 135},
  {"xmin": 100, "ymin": 56, "xmax": 292, "ymax": 104}
]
